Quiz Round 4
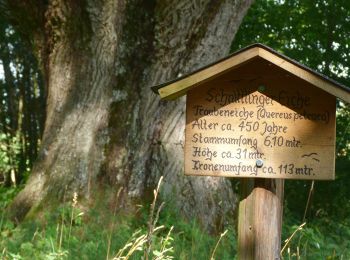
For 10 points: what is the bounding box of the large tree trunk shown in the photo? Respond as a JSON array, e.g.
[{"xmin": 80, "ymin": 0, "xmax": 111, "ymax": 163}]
[{"xmin": 8, "ymin": 0, "xmax": 254, "ymax": 231}]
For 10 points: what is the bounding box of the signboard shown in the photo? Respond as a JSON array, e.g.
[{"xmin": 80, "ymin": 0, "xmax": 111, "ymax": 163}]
[
  {"xmin": 153, "ymin": 44, "xmax": 348, "ymax": 259},
  {"xmin": 185, "ymin": 75, "xmax": 336, "ymax": 180}
]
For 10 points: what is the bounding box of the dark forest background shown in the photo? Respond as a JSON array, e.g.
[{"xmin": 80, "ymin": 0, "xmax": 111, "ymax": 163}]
[{"xmin": 0, "ymin": 0, "xmax": 350, "ymax": 259}]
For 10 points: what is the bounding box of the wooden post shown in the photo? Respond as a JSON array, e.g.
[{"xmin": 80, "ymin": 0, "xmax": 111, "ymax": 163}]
[{"xmin": 238, "ymin": 178, "xmax": 284, "ymax": 260}]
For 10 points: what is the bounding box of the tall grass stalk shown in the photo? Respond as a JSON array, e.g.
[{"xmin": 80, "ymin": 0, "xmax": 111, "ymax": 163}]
[
  {"xmin": 154, "ymin": 226, "xmax": 174, "ymax": 260},
  {"xmin": 112, "ymin": 176, "xmax": 172, "ymax": 260},
  {"xmin": 114, "ymin": 229, "xmax": 145, "ymax": 259},
  {"xmin": 210, "ymin": 229, "xmax": 228, "ymax": 260},
  {"xmin": 58, "ymin": 212, "xmax": 65, "ymax": 251},
  {"xmin": 2, "ymin": 247, "xmax": 6, "ymax": 258},
  {"xmin": 68, "ymin": 192, "xmax": 78, "ymax": 243},
  {"xmin": 113, "ymin": 226, "xmax": 165, "ymax": 260},
  {"xmin": 281, "ymin": 222, "xmax": 306, "ymax": 256},
  {"xmin": 144, "ymin": 176, "xmax": 164, "ymax": 260},
  {"xmin": 106, "ymin": 187, "xmax": 123, "ymax": 260},
  {"xmin": 0, "ymin": 205, "xmax": 5, "ymax": 232},
  {"xmin": 297, "ymin": 246, "xmax": 300, "ymax": 259},
  {"xmin": 302, "ymin": 181, "xmax": 314, "ymax": 222},
  {"xmin": 58, "ymin": 186, "xmax": 68, "ymax": 251}
]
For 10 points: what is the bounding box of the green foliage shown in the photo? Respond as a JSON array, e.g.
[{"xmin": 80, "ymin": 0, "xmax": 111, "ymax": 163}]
[
  {"xmin": 336, "ymin": 103, "xmax": 350, "ymax": 159},
  {"xmin": 0, "ymin": 13, "xmax": 45, "ymax": 184},
  {"xmin": 0, "ymin": 133, "xmax": 21, "ymax": 178},
  {"xmin": 0, "ymin": 178, "xmax": 235, "ymax": 259},
  {"xmin": 282, "ymin": 207, "xmax": 350, "ymax": 259},
  {"xmin": 1, "ymin": 193, "xmax": 350, "ymax": 259},
  {"xmin": 0, "ymin": 193, "xmax": 236, "ymax": 260},
  {"xmin": 232, "ymin": 0, "xmax": 350, "ymax": 81}
]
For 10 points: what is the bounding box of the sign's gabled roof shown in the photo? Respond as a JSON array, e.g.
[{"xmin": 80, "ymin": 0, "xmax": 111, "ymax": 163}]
[{"xmin": 151, "ymin": 43, "xmax": 350, "ymax": 103}]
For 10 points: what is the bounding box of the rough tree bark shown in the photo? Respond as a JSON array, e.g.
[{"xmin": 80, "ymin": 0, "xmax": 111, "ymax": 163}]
[{"xmin": 7, "ymin": 0, "xmax": 254, "ymax": 231}]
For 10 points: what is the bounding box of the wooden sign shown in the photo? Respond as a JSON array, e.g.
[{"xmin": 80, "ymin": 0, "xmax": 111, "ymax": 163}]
[
  {"xmin": 153, "ymin": 43, "xmax": 349, "ymax": 259},
  {"xmin": 185, "ymin": 69, "xmax": 336, "ymax": 180}
]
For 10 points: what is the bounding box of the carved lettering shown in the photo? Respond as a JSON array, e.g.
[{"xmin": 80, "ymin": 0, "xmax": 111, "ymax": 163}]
[{"xmin": 185, "ymin": 82, "xmax": 335, "ymax": 180}]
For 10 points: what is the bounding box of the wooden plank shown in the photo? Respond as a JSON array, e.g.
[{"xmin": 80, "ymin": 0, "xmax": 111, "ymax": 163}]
[
  {"xmin": 238, "ymin": 178, "xmax": 284, "ymax": 260},
  {"xmin": 156, "ymin": 46, "xmax": 349, "ymax": 103},
  {"xmin": 184, "ymin": 60, "xmax": 336, "ymax": 180},
  {"xmin": 158, "ymin": 47, "xmax": 259, "ymax": 100},
  {"xmin": 258, "ymin": 48, "xmax": 350, "ymax": 103}
]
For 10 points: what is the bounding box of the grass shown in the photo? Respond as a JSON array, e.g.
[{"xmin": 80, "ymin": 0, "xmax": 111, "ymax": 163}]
[
  {"xmin": 1, "ymin": 180, "xmax": 350, "ymax": 259},
  {"xmin": 0, "ymin": 178, "xmax": 236, "ymax": 260},
  {"xmin": 281, "ymin": 206, "xmax": 350, "ymax": 259}
]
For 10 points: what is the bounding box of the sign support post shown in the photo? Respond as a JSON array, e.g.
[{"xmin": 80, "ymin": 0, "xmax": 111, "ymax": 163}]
[{"xmin": 238, "ymin": 178, "xmax": 284, "ymax": 259}]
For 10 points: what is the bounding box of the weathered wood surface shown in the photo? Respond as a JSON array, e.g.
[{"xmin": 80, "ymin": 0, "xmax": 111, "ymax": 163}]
[
  {"xmin": 258, "ymin": 48, "xmax": 350, "ymax": 103},
  {"xmin": 158, "ymin": 45, "xmax": 350, "ymax": 103},
  {"xmin": 158, "ymin": 47, "xmax": 259, "ymax": 99},
  {"xmin": 238, "ymin": 178, "xmax": 284, "ymax": 260},
  {"xmin": 185, "ymin": 58, "xmax": 336, "ymax": 180}
]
